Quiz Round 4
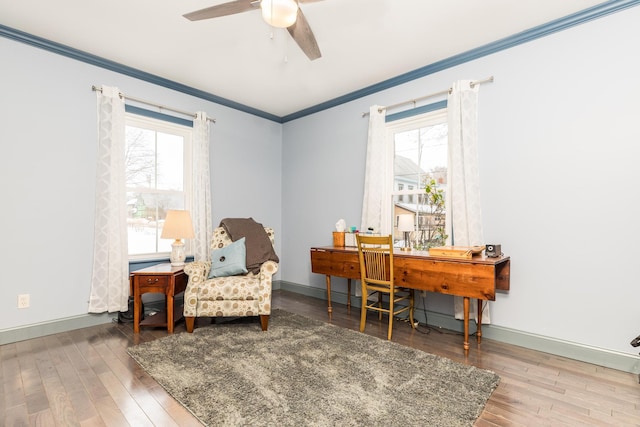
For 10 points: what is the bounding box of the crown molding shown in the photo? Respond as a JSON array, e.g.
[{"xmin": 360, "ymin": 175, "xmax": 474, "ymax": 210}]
[
  {"xmin": 2, "ymin": 0, "xmax": 639, "ymax": 124},
  {"xmin": 281, "ymin": 0, "xmax": 640, "ymax": 122},
  {"xmin": 0, "ymin": 24, "xmax": 281, "ymax": 122}
]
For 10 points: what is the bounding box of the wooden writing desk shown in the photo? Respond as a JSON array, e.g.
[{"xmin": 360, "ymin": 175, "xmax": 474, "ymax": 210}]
[{"xmin": 310, "ymin": 246, "xmax": 510, "ymax": 354}]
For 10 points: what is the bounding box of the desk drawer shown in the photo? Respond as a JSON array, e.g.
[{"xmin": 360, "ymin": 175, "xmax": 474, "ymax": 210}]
[
  {"xmin": 311, "ymin": 248, "xmax": 360, "ymax": 279},
  {"xmin": 397, "ymin": 258, "xmax": 497, "ymax": 300},
  {"xmin": 137, "ymin": 275, "xmax": 169, "ymax": 289}
]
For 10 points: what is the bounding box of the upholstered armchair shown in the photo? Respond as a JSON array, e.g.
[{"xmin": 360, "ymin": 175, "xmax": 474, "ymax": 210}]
[{"xmin": 183, "ymin": 225, "xmax": 278, "ymax": 332}]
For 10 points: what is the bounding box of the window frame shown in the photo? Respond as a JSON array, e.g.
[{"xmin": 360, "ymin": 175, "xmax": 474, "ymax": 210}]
[
  {"xmin": 125, "ymin": 112, "xmax": 194, "ymax": 262},
  {"xmin": 385, "ymin": 107, "xmax": 448, "ymax": 246}
]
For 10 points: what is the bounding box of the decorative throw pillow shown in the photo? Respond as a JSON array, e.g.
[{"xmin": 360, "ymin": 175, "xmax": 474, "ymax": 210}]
[
  {"xmin": 220, "ymin": 218, "xmax": 279, "ymax": 274},
  {"xmin": 208, "ymin": 237, "xmax": 248, "ymax": 278}
]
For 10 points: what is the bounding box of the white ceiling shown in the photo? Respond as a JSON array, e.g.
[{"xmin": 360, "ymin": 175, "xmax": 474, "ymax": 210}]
[{"xmin": 1, "ymin": 0, "xmax": 606, "ymax": 119}]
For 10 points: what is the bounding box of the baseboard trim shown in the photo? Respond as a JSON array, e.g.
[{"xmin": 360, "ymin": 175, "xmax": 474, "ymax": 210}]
[
  {"xmin": 480, "ymin": 325, "xmax": 640, "ymax": 374},
  {"xmin": 278, "ymin": 281, "xmax": 640, "ymax": 374},
  {"xmin": 0, "ymin": 313, "xmax": 115, "ymax": 345},
  {"xmin": 5, "ymin": 282, "xmax": 639, "ymax": 374}
]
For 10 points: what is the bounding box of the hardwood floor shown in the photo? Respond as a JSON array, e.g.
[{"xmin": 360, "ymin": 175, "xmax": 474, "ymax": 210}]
[{"xmin": 2, "ymin": 290, "xmax": 640, "ymax": 426}]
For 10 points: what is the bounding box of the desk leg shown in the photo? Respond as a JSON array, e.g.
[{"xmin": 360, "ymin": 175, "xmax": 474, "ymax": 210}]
[
  {"xmin": 325, "ymin": 275, "xmax": 333, "ymax": 317},
  {"xmin": 463, "ymin": 296, "xmax": 470, "ymax": 355},
  {"xmin": 347, "ymin": 279, "xmax": 352, "ymax": 313},
  {"xmin": 167, "ymin": 291, "xmax": 174, "ymax": 334},
  {"xmin": 476, "ymin": 299, "xmax": 483, "ymax": 344}
]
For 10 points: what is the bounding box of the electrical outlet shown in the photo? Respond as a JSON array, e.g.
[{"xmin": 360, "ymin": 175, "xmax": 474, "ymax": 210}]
[{"xmin": 18, "ymin": 294, "xmax": 30, "ymax": 309}]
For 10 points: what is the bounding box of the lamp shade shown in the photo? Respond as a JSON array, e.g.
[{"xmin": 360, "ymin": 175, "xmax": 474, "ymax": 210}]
[
  {"xmin": 397, "ymin": 214, "xmax": 415, "ymax": 232},
  {"xmin": 161, "ymin": 210, "xmax": 195, "ymax": 240},
  {"xmin": 261, "ymin": 0, "xmax": 298, "ymax": 28}
]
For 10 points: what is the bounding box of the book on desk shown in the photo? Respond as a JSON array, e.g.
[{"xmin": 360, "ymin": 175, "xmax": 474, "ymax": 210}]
[{"xmin": 428, "ymin": 245, "xmax": 485, "ymax": 259}]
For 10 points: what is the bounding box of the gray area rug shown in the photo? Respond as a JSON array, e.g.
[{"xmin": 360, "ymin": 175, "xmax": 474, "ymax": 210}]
[{"xmin": 127, "ymin": 310, "xmax": 499, "ymax": 426}]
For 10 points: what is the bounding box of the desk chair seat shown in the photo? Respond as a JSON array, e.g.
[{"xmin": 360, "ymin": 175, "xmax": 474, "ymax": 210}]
[{"xmin": 356, "ymin": 234, "xmax": 415, "ymax": 340}]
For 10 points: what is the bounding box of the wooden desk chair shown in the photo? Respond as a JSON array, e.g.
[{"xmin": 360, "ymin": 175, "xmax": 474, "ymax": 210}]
[{"xmin": 356, "ymin": 234, "xmax": 415, "ymax": 340}]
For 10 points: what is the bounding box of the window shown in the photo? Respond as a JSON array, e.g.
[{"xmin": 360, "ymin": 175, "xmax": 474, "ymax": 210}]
[
  {"xmin": 125, "ymin": 114, "xmax": 192, "ymax": 259},
  {"xmin": 387, "ymin": 108, "xmax": 448, "ymax": 249}
]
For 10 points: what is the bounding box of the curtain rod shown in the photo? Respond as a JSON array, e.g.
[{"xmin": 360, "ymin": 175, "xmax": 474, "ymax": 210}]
[
  {"xmin": 361, "ymin": 76, "xmax": 494, "ymax": 118},
  {"xmin": 91, "ymin": 85, "xmax": 216, "ymax": 123}
]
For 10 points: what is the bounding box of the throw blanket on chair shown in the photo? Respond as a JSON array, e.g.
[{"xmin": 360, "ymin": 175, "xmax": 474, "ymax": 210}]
[{"xmin": 220, "ymin": 218, "xmax": 279, "ymax": 274}]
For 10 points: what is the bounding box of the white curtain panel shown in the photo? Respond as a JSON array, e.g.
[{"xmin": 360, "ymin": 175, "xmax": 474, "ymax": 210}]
[
  {"xmin": 191, "ymin": 112, "xmax": 213, "ymax": 261},
  {"xmin": 360, "ymin": 105, "xmax": 390, "ymax": 235},
  {"xmin": 445, "ymin": 80, "xmax": 490, "ymax": 323},
  {"xmin": 88, "ymin": 86, "xmax": 128, "ymax": 313}
]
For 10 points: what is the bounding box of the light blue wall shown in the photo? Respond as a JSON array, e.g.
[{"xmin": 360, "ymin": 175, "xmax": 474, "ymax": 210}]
[
  {"xmin": 281, "ymin": 6, "xmax": 640, "ymax": 357},
  {"xmin": 2, "ymin": 4, "xmax": 640, "ymax": 368},
  {"xmin": 0, "ymin": 37, "xmax": 282, "ymax": 335}
]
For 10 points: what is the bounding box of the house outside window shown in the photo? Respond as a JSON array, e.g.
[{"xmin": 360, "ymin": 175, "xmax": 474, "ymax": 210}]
[
  {"xmin": 125, "ymin": 114, "xmax": 193, "ymax": 259},
  {"xmin": 388, "ymin": 108, "xmax": 448, "ymax": 249}
]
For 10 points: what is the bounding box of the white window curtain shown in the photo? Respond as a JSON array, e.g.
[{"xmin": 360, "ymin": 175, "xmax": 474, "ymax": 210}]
[
  {"xmin": 445, "ymin": 80, "xmax": 489, "ymax": 323},
  {"xmin": 191, "ymin": 112, "xmax": 213, "ymax": 261},
  {"xmin": 360, "ymin": 105, "xmax": 391, "ymax": 235},
  {"xmin": 88, "ymin": 86, "xmax": 128, "ymax": 313}
]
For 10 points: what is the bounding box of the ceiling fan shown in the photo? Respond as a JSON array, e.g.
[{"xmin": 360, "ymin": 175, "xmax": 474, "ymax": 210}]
[{"xmin": 183, "ymin": 0, "xmax": 323, "ymax": 61}]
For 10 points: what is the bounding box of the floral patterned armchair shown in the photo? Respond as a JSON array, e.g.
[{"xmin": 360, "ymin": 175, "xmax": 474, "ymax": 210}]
[{"xmin": 183, "ymin": 226, "xmax": 278, "ymax": 332}]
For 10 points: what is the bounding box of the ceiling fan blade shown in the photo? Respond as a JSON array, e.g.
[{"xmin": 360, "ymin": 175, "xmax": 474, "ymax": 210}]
[
  {"xmin": 183, "ymin": 0, "xmax": 258, "ymax": 21},
  {"xmin": 287, "ymin": 8, "xmax": 321, "ymax": 60}
]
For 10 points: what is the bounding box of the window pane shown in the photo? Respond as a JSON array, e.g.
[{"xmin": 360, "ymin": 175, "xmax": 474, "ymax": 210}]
[
  {"xmin": 393, "ymin": 120, "xmax": 448, "ymax": 249},
  {"xmin": 127, "ymin": 192, "xmax": 185, "ymax": 255},
  {"xmin": 125, "ymin": 114, "xmax": 191, "ymax": 259},
  {"xmin": 125, "ymin": 126, "xmax": 156, "ymax": 188},
  {"xmin": 394, "ymin": 123, "xmax": 448, "ymax": 187},
  {"xmin": 157, "ymin": 132, "xmax": 184, "ymax": 191}
]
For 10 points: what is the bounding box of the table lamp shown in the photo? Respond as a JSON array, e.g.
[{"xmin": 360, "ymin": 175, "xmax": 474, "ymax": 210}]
[
  {"xmin": 397, "ymin": 214, "xmax": 414, "ymax": 252},
  {"xmin": 161, "ymin": 210, "xmax": 195, "ymax": 267}
]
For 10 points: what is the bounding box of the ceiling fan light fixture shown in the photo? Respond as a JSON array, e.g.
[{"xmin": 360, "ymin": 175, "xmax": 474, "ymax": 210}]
[{"xmin": 261, "ymin": 0, "xmax": 298, "ymax": 28}]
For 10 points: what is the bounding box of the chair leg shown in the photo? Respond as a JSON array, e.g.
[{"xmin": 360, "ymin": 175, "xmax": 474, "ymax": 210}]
[
  {"xmin": 185, "ymin": 316, "xmax": 195, "ymax": 333},
  {"xmin": 259, "ymin": 314, "xmax": 269, "ymax": 331},
  {"xmin": 360, "ymin": 293, "xmax": 368, "ymax": 333},
  {"xmin": 388, "ymin": 296, "xmax": 394, "ymax": 340},
  {"xmin": 409, "ymin": 290, "xmax": 416, "ymax": 329}
]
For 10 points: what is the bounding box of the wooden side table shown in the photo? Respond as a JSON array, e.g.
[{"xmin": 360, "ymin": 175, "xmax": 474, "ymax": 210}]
[{"xmin": 131, "ymin": 263, "xmax": 187, "ymax": 334}]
